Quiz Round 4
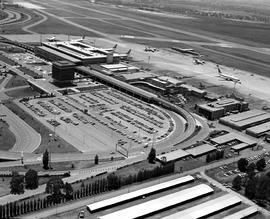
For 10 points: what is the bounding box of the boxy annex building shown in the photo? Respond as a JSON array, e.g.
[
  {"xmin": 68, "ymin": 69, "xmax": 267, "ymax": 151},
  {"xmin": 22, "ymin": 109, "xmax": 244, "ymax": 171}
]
[{"xmin": 196, "ymin": 98, "xmax": 249, "ymax": 120}]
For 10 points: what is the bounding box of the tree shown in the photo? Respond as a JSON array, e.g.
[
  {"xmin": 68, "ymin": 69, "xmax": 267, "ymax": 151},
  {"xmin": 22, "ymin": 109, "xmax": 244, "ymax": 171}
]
[
  {"xmin": 45, "ymin": 176, "xmax": 64, "ymax": 203},
  {"xmin": 46, "ymin": 176, "xmax": 64, "ymax": 194},
  {"xmin": 238, "ymin": 158, "xmax": 248, "ymax": 172},
  {"xmin": 256, "ymin": 174, "xmax": 270, "ymax": 200},
  {"xmin": 148, "ymin": 147, "xmax": 156, "ymax": 163},
  {"xmin": 64, "ymin": 182, "xmax": 73, "ymax": 201},
  {"xmin": 246, "ymin": 162, "xmax": 256, "ymax": 179},
  {"xmin": 245, "ymin": 178, "xmax": 256, "ymax": 199},
  {"xmin": 232, "ymin": 175, "xmax": 242, "ymax": 191},
  {"xmin": 25, "ymin": 169, "xmax": 38, "ymax": 190},
  {"xmin": 10, "ymin": 171, "xmax": 24, "ymax": 195},
  {"xmin": 256, "ymin": 158, "xmax": 266, "ymax": 171},
  {"xmin": 43, "ymin": 150, "xmax": 49, "ymax": 170},
  {"xmin": 95, "ymin": 154, "xmax": 99, "ymax": 165}
]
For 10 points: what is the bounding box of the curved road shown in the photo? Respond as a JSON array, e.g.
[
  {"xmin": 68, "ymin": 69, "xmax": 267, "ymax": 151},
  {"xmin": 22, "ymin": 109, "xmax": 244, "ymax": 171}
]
[
  {"xmin": 1, "ymin": 105, "xmax": 41, "ymax": 153},
  {"xmin": 23, "ymin": 10, "xmax": 48, "ymax": 34}
]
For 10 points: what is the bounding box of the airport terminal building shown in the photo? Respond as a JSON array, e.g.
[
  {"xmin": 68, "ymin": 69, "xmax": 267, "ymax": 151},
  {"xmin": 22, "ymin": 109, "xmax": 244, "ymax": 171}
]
[{"xmin": 196, "ymin": 98, "xmax": 249, "ymax": 120}]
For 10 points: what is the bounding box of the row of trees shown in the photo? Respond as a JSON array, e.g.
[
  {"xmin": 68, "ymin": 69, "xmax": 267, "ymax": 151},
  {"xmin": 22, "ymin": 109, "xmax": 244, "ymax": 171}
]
[
  {"xmin": 233, "ymin": 158, "xmax": 269, "ymax": 202},
  {"xmin": 0, "ymin": 161, "xmax": 174, "ymax": 218},
  {"xmin": 10, "ymin": 169, "xmax": 38, "ymax": 195},
  {"xmin": 237, "ymin": 158, "xmax": 266, "ymax": 173}
]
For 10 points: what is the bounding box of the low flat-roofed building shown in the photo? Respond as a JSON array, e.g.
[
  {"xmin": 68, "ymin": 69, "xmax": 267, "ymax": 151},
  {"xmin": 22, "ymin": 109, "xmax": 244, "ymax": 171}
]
[
  {"xmin": 101, "ymin": 63, "xmax": 139, "ymax": 73},
  {"xmin": 180, "ymin": 84, "xmax": 206, "ymax": 97},
  {"xmin": 231, "ymin": 143, "xmax": 250, "ymax": 152},
  {"xmin": 40, "ymin": 40, "xmax": 126, "ymax": 65},
  {"xmin": 120, "ymin": 71, "xmax": 157, "ymax": 82},
  {"xmin": 156, "ymin": 149, "xmax": 190, "ymax": 163},
  {"xmin": 220, "ymin": 109, "xmax": 270, "ymax": 130},
  {"xmin": 158, "ymin": 76, "xmax": 184, "ymax": 86},
  {"xmin": 246, "ymin": 121, "xmax": 270, "ymax": 137},
  {"xmin": 210, "ymin": 132, "xmax": 257, "ymax": 147},
  {"xmin": 35, "ymin": 46, "xmax": 81, "ymax": 64},
  {"xmin": 185, "ymin": 144, "xmax": 216, "ymax": 157},
  {"xmin": 196, "ymin": 98, "xmax": 249, "ymax": 120}
]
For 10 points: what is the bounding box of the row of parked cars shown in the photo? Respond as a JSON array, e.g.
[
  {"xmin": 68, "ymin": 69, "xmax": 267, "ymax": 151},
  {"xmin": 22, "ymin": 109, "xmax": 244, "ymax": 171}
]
[
  {"xmin": 79, "ymin": 93, "xmax": 99, "ymax": 105},
  {"xmin": 120, "ymin": 105, "xmax": 163, "ymax": 128},
  {"xmin": 104, "ymin": 90, "xmax": 165, "ymax": 121},
  {"xmin": 49, "ymin": 99, "xmax": 72, "ymax": 113},
  {"xmin": 73, "ymin": 113, "xmax": 95, "ymax": 125},
  {"xmin": 91, "ymin": 91, "xmax": 118, "ymax": 105},
  {"xmin": 46, "ymin": 119, "xmax": 60, "ymax": 127},
  {"xmin": 60, "ymin": 116, "xmax": 79, "ymax": 126},
  {"xmin": 22, "ymin": 101, "xmax": 46, "ymax": 117},
  {"xmin": 37, "ymin": 101, "xmax": 60, "ymax": 115}
]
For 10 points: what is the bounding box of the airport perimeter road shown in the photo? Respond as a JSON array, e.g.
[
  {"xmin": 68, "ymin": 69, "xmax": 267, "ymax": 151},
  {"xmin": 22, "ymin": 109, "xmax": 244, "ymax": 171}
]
[{"xmin": 1, "ymin": 105, "xmax": 41, "ymax": 153}]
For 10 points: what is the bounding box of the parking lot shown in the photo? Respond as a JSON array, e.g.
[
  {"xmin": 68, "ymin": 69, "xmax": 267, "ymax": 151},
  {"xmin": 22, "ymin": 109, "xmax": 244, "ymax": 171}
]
[
  {"xmin": 7, "ymin": 52, "xmax": 52, "ymax": 77},
  {"xmin": 18, "ymin": 87, "xmax": 177, "ymax": 153}
]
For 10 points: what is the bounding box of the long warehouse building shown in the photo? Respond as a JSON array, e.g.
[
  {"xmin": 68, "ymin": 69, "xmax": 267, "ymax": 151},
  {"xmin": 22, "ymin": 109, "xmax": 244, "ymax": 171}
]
[
  {"xmin": 99, "ymin": 184, "xmax": 213, "ymax": 219},
  {"xmin": 219, "ymin": 109, "xmax": 270, "ymax": 130},
  {"xmin": 246, "ymin": 121, "xmax": 270, "ymax": 137},
  {"xmin": 88, "ymin": 175, "xmax": 194, "ymax": 212},
  {"xmin": 163, "ymin": 194, "xmax": 242, "ymax": 219}
]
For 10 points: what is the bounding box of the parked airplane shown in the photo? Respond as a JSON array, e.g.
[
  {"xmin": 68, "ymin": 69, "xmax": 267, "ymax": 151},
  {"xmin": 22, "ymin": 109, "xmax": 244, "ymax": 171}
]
[
  {"xmin": 106, "ymin": 44, "xmax": 118, "ymax": 52},
  {"xmin": 194, "ymin": 58, "xmax": 205, "ymax": 65},
  {"xmin": 72, "ymin": 35, "xmax": 85, "ymax": 42},
  {"xmin": 47, "ymin": 36, "xmax": 57, "ymax": 42},
  {"xmin": 145, "ymin": 46, "xmax": 158, "ymax": 52},
  {"xmin": 171, "ymin": 47, "xmax": 199, "ymax": 56},
  {"xmin": 217, "ymin": 65, "xmax": 240, "ymax": 83}
]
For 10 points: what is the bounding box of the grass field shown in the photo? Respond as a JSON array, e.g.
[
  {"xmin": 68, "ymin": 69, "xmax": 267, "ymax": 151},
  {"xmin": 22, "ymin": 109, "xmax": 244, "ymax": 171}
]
[
  {"xmin": 68, "ymin": 18, "xmax": 153, "ymax": 37},
  {"xmin": 4, "ymin": 75, "xmax": 28, "ymax": 89},
  {"xmin": 0, "ymin": 176, "xmax": 54, "ymax": 197},
  {"xmin": 97, "ymin": 0, "xmax": 270, "ymax": 46},
  {"xmin": 108, "ymin": 19, "xmax": 208, "ymax": 41},
  {"xmin": 194, "ymin": 45, "xmax": 270, "ymax": 77},
  {"xmin": 0, "ymin": 120, "xmax": 16, "ymax": 151},
  {"xmin": 5, "ymin": 87, "xmax": 39, "ymax": 98},
  {"xmin": 3, "ymin": 100, "xmax": 79, "ymax": 153},
  {"xmin": 203, "ymin": 46, "xmax": 270, "ymax": 66},
  {"xmin": 0, "ymin": 160, "xmax": 94, "ymax": 172},
  {"xmin": 28, "ymin": 15, "xmax": 101, "ymax": 37}
]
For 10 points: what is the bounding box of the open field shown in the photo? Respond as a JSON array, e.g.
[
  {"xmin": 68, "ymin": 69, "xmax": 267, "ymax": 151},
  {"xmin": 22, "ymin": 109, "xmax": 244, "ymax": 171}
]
[
  {"xmin": 5, "ymin": 87, "xmax": 39, "ymax": 98},
  {"xmin": 4, "ymin": 75, "xmax": 28, "ymax": 89},
  {"xmin": 28, "ymin": 15, "xmax": 101, "ymax": 36},
  {"xmin": 68, "ymin": 18, "xmax": 153, "ymax": 37}
]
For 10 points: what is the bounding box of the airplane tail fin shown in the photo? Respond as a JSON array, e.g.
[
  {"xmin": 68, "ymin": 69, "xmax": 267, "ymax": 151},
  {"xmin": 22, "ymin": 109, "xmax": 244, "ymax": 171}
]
[
  {"xmin": 113, "ymin": 44, "xmax": 117, "ymax": 49},
  {"xmin": 126, "ymin": 49, "xmax": 131, "ymax": 55},
  {"xmin": 217, "ymin": 66, "xmax": 222, "ymax": 74},
  {"xmin": 82, "ymin": 35, "xmax": 85, "ymax": 39}
]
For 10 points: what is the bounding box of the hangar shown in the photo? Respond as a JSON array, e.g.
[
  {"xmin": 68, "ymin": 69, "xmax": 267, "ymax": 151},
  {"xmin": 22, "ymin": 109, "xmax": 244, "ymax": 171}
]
[
  {"xmin": 219, "ymin": 109, "xmax": 270, "ymax": 130},
  {"xmin": 246, "ymin": 121, "xmax": 270, "ymax": 137}
]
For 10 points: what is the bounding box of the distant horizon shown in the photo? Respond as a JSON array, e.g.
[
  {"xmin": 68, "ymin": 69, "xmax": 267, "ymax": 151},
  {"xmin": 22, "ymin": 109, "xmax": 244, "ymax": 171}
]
[{"xmin": 161, "ymin": 0, "xmax": 270, "ymax": 11}]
